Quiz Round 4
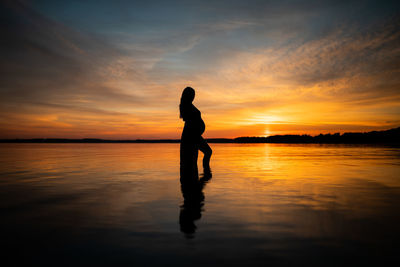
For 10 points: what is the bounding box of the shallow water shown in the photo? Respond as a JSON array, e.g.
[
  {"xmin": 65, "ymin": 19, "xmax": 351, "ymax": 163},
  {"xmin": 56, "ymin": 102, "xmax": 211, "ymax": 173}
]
[{"xmin": 0, "ymin": 143, "xmax": 399, "ymax": 266}]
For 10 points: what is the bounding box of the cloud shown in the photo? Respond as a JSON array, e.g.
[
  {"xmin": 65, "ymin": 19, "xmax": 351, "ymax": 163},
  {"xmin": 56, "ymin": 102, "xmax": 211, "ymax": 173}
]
[
  {"xmin": 188, "ymin": 15, "xmax": 400, "ymax": 103},
  {"xmin": 0, "ymin": 0, "xmax": 399, "ymax": 138}
]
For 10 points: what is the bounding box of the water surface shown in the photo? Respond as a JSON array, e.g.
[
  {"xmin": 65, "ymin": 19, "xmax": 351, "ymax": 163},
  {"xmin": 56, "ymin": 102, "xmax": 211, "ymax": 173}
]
[{"xmin": 0, "ymin": 143, "xmax": 399, "ymax": 266}]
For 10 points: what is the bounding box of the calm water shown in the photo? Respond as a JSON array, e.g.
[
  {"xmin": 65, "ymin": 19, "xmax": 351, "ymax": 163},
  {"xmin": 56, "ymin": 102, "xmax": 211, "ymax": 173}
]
[{"xmin": 0, "ymin": 143, "xmax": 399, "ymax": 266}]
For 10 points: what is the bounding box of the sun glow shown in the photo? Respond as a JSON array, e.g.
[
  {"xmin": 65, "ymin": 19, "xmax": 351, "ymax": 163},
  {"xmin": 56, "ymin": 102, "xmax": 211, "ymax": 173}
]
[
  {"xmin": 263, "ymin": 129, "xmax": 272, "ymax": 137},
  {"xmin": 0, "ymin": 1, "xmax": 399, "ymax": 139}
]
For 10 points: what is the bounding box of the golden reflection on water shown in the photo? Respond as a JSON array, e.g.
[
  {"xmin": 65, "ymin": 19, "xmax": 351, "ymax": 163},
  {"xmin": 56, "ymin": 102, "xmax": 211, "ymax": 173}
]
[
  {"xmin": 0, "ymin": 143, "xmax": 399, "ymax": 265},
  {"xmin": 1, "ymin": 143, "xmax": 399, "ymax": 212},
  {"xmin": 208, "ymin": 144, "xmax": 400, "ymax": 232}
]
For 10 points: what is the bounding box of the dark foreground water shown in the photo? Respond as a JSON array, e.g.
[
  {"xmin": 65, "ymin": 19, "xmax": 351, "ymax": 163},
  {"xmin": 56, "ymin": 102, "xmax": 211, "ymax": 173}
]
[{"xmin": 0, "ymin": 143, "xmax": 399, "ymax": 266}]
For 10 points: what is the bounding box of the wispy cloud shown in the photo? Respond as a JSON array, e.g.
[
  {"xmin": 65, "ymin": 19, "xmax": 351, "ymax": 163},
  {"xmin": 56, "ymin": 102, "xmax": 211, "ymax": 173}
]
[{"xmin": 0, "ymin": 0, "xmax": 399, "ymax": 138}]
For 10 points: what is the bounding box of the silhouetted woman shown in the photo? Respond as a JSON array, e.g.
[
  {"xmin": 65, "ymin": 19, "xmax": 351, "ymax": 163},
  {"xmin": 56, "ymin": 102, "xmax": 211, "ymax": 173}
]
[{"xmin": 179, "ymin": 87, "xmax": 212, "ymax": 175}]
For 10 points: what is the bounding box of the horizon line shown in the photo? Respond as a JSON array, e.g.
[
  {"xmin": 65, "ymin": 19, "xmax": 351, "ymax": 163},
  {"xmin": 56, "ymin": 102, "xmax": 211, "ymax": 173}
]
[{"xmin": 1, "ymin": 127, "xmax": 398, "ymax": 143}]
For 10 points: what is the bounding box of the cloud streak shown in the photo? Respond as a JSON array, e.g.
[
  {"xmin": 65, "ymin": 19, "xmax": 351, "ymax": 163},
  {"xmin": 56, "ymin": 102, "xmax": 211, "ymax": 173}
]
[{"xmin": 0, "ymin": 0, "xmax": 399, "ymax": 138}]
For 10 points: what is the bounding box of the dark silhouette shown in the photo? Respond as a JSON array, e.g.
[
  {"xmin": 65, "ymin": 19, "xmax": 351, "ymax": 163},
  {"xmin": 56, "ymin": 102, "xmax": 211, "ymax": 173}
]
[
  {"xmin": 179, "ymin": 86, "xmax": 212, "ymax": 174},
  {"xmin": 178, "ymin": 86, "xmax": 213, "ymax": 238},
  {"xmin": 233, "ymin": 127, "xmax": 400, "ymax": 143},
  {"xmin": 179, "ymin": 170, "xmax": 212, "ymax": 238}
]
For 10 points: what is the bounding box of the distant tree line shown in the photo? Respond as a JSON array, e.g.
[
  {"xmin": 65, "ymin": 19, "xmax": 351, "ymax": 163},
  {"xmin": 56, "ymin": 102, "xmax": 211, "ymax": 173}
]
[
  {"xmin": 233, "ymin": 127, "xmax": 400, "ymax": 144},
  {"xmin": 1, "ymin": 127, "xmax": 399, "ymax": 144}
]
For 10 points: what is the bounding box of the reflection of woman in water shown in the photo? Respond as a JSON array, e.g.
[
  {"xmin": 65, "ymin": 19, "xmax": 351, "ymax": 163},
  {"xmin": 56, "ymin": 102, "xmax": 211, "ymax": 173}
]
[
  {"xmin": 180, "ymin": 86, "xmax": 212, "ymax": 174},
  {"xmin": 179, "ymin": 172, "xmax": 212, "ymax": 238}
]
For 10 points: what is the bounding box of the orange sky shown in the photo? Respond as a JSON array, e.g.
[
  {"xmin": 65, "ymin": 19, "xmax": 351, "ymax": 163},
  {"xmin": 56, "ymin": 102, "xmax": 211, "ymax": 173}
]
[{"xmin": 0, "ymin": 1, "xmax": 399, "ymax": 139}]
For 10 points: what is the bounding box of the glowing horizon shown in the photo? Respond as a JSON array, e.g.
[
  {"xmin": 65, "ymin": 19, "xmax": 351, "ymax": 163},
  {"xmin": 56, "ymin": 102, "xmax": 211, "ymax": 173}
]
[{"xmin": 1, "ymin": 0, "xmax": 399, "ymax": 139}]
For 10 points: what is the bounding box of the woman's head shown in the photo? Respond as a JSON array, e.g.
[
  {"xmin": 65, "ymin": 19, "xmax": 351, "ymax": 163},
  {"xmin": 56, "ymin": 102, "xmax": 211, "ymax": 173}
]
[
  {"xmin": 180, "ymin": 87, "xmax": 195, "ymax": 119},
  {"xmin": 181, "ymin": 87, "xmax": 195, "ymax": 104}
]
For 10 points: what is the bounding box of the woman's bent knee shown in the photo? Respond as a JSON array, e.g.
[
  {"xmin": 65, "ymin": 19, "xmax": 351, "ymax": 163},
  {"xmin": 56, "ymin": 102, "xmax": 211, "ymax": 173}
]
[{"xmin": 205, "ymin": 147, "xmax": 212, "ymax": 157}]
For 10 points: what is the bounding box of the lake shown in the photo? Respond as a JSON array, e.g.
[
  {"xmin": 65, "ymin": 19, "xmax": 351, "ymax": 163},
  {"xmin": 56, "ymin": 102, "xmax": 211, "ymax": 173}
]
[{"xmin": 0, "ymin": 143, "xmax": 399, "ymax": 266}]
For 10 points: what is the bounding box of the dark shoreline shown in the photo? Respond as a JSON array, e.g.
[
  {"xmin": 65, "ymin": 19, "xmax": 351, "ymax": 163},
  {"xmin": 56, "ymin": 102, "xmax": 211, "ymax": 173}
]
[{"xmin": 1, "ymin": 127, "xmax": 399, "ymax": 144}]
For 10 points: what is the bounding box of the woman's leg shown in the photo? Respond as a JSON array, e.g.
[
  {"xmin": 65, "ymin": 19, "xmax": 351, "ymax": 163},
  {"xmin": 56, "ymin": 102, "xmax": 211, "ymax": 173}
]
[
  {"xmin": 180, "ymin": 140, "xmax": 199, "ymax": 179},
  {"xmin": 198, "ymin": 136, "xmax": 212, "ymax": 170}
]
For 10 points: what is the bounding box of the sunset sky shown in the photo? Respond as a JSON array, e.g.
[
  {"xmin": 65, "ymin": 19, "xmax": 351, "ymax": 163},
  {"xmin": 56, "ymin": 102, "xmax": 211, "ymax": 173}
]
[{"xmin": 1, "ymin": 0, "xmax": 399, "ymax": 139}]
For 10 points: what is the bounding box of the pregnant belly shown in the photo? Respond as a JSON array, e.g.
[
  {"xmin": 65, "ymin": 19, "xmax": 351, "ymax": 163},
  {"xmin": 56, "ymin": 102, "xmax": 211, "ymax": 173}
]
[
  {"xmin": 183, "ymin": 120, "xmax": 205, "ymax": 138},
  {"xmin": 199, "ymin": 119, "xmax": 205, "ymax": 135}
]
